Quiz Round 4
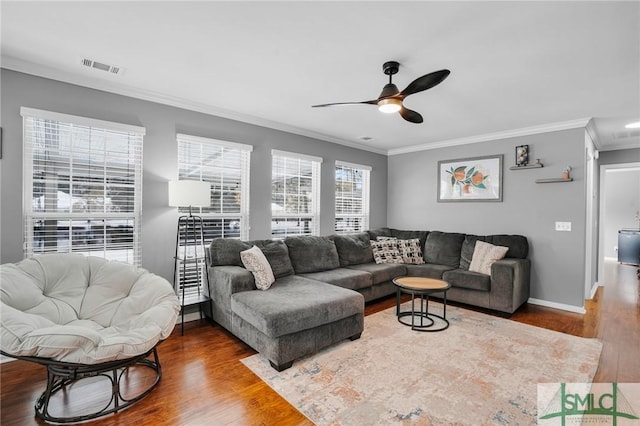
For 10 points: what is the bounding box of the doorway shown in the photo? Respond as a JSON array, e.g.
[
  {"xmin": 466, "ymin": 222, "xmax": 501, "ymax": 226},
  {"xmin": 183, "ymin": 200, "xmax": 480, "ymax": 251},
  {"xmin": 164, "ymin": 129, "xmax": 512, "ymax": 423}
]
[{"xmin": 598, "ymin": 162, "xmax": 640, "ymax": 285}]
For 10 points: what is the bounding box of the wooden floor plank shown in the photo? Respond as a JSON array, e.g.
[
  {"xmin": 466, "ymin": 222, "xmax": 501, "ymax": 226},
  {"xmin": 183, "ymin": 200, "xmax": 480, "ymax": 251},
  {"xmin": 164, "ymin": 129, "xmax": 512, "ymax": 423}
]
[{"xmin": 1, "ymin": 261, "xmax": 637, "ymax": 425}]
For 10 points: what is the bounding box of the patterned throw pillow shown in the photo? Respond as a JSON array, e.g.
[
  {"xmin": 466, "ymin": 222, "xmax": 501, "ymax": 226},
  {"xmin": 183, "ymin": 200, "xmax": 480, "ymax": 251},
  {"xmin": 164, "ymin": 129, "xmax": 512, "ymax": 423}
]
[
  {"xmin": 370, "ymin": 239, "xmax": 403, "ymax": 264},
  {"xmin": 468, "ymin": 241, "xmax": 509, "ymax": 275},
  {"xmin": 240, "ymin": 245, "xmax": 276, "ymax": 290},
  {"xmin": 397, "ymin": 238, "xmax": 425, "ymax": 264}
]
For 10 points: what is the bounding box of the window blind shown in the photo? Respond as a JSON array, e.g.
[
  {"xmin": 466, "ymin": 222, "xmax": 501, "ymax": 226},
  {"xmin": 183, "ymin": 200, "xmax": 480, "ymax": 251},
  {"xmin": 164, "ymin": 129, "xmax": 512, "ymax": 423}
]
[
  {"xmin": 335, "ymin": 161, "xmax": 371, "ymax": 234},
  {"xmin": 176, "ymin": 134, "xmax": 252, "ymax": 241},
  {"xmin": 271, "ymin": 150, "xmax": 322, "ymax": 237},
  {"xmin": 176, "ymin": 134, "xmax": 252, "ymax": 297},
  {"xmin": 21, "ymin": 107, "xmax": 144, "ymax": 265}
]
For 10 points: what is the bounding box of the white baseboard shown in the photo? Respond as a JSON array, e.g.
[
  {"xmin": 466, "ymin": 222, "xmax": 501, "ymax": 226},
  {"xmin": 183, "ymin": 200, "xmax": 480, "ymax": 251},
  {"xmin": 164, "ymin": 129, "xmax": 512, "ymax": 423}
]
[
  {"xmin": 588, "ymin": 283, "xmax": 600, "ymax": 300},
  {"xmin": 527, "ymin": 298, "xmax": 586, "ymax": 314}
]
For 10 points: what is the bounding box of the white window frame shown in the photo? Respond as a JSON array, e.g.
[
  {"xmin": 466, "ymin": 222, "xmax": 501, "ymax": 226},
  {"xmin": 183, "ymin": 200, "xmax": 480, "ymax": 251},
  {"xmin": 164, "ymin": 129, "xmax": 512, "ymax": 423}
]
[
  {"xmin": 175, "ymin": 134, "xmax": 252, "ymax": 298},
  {"xmin": 176, "ymin": 133, "xmax": 252, "ymax": 241},
  {"xmin": 335, "ymin": 160, "xmax": 371, "ymax": 234},
  {"xmin": 21, "ymin": 107, "xmax": 145, "ymax": 265},
  {"xmin": 271, "ymin": 149, "xmax": 322, "ymax": 237}
]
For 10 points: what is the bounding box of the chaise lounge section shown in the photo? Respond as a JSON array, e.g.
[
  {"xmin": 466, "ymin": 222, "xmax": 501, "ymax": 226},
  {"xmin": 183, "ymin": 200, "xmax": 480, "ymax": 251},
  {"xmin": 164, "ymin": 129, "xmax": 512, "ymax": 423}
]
[{"xmin": 207, "ymin": 228, "xmax": 530, "ymax": 370}]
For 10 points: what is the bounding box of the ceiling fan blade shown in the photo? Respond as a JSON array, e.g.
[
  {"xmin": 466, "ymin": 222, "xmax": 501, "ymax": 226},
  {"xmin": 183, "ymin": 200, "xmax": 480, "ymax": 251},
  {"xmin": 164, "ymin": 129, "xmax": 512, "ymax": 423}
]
[
  {"xmin": 399, "ymin": 107, "xmax": 423, "ymax": 124},
  {"xmin": 400, "ymin": 69, "xmax": 451, "ymax": 98},
  {"xmin": 311, "ymin": 100, "xmax": 378, "ymax": 108}
]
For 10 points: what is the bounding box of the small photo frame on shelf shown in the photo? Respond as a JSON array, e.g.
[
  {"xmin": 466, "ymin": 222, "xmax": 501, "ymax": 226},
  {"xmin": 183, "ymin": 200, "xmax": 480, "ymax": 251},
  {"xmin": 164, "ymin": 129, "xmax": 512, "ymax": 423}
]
[{"xmin": 515, "ymin": 145, "xmax": 529, "ymax": 167}]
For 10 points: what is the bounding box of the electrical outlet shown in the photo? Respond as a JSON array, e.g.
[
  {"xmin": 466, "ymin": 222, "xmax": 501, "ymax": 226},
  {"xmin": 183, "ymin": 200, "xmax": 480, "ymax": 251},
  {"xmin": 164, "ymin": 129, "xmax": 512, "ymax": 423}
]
[{"xmin": 555, "ymin": 221, "xmax": 572, "ymax": 232}]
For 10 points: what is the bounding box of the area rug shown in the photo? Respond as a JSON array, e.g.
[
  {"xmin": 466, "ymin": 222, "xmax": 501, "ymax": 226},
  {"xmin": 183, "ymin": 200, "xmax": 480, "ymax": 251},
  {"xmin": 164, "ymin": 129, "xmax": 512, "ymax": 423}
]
[{"xmin": 241, "ymin": 302, "xmax": 602, "ymax": 425}]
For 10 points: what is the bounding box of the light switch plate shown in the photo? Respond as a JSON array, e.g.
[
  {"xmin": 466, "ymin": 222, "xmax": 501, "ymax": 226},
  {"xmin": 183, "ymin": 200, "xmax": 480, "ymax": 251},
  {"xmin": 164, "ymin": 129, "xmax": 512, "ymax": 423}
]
[{"xmin": 555, "ymin": 221, "xmax": 572, "ymax": 231}]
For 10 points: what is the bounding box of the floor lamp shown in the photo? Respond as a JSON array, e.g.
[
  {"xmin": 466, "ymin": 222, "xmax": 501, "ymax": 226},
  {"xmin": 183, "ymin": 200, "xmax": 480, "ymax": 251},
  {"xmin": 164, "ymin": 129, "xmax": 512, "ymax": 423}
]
[{"xmin": 168, "ymin": 180, "xmax": 212, "ymax": 335}]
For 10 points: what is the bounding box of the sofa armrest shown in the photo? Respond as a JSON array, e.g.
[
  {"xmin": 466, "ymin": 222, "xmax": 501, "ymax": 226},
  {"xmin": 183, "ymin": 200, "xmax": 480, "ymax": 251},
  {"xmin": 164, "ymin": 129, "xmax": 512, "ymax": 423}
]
[
  {"xmin": 207, "ymin": 265, "xmax": 255, "ymax": 331},
  {"xmin": 490, "ymin": 258, "xmax": 531, "ymax": 313},
  {"xmin": 208, "ymin": 265, "xmax": 255, "ymax": 296}
]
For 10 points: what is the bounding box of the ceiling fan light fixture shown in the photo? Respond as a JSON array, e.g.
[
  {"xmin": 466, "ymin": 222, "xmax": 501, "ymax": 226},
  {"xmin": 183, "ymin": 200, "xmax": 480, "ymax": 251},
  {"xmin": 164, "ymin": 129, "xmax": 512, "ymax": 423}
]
[{"xmin": 378, "ymin": 98, "xmax": 402, "ymax": 113}]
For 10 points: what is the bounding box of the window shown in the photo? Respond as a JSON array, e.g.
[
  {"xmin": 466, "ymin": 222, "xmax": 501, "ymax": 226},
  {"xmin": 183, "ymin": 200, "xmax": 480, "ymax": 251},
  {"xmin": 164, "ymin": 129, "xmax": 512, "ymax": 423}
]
[
  {"xmin": 335, "ymin": 160, "xmax": 371, "ymax": 234},
  {"xmin": 176, "ymin": 134, "xmax": 251, "ymax": 298},
  {"xmin": 271, "ymin": 150, "xmax": 322, "ymax": 237},
  {"xmin": 177, "ymin": 134, "xmax": 252, "ymax": 242},
  {"xmin": 21, "ymin": 107, "xmax": 144, "ymax": 265}
]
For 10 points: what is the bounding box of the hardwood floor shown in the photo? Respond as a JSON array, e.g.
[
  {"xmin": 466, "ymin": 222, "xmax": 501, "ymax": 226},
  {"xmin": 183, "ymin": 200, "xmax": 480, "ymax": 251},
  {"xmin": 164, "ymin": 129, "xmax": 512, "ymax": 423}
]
[{"xmin": 1, "ymin": 261, "xmax": 638, "ymax": 425}]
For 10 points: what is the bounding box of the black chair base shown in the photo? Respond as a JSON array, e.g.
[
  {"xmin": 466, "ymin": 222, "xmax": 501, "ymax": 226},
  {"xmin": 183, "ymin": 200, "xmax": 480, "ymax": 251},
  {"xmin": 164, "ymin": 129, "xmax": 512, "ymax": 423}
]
[{"xmin": 2, "ymin": 347, "xmax": 162, "ymax": 424}]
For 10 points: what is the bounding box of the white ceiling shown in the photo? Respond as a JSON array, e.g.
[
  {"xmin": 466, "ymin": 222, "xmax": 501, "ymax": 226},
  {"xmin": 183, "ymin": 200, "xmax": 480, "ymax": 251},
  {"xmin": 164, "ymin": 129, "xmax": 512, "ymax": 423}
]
[{"xmin": 2, "ymin": 1, "xmax": 639, "ymax": 154}]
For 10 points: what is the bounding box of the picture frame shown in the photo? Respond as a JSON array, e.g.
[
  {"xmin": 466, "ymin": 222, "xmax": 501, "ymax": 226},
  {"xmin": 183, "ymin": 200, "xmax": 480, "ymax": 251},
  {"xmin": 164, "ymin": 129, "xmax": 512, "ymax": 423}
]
[
  {"xmin": 437, "ymin": 154, "xmax": 503, "ymax": 202},
  {"xmin": 515, "ymin": 144, "xmax": 529, "ymax": 166}
]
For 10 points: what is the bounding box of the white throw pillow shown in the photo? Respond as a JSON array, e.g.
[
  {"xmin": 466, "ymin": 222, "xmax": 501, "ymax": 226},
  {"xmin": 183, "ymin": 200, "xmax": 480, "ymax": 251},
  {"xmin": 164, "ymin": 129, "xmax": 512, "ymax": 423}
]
[
  {"xmin": 240, "ymin": 245, "xmax": 275, "ymax": 290},
  {"xmin": 469, "ymin": 241, "xmax": 509, "ymax": 275}
]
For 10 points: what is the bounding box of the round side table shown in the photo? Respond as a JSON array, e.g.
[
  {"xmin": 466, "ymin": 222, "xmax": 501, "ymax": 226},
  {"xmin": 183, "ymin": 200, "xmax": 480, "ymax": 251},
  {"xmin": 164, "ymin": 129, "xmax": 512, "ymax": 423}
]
[{"xmin": 393, "ymin": 276, "xmax": 451, "ymax": 332}]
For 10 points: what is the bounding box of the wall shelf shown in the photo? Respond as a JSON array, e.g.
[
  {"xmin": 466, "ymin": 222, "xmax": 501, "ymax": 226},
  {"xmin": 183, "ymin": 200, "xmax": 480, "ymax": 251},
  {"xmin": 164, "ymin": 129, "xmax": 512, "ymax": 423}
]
[
  {"xmin": 535, "ymin": 178, "xmax": 573, "ymax": 183},
  {"xmin": 509, "ymin": 164, "xmax": 543, "ymax": 170}
]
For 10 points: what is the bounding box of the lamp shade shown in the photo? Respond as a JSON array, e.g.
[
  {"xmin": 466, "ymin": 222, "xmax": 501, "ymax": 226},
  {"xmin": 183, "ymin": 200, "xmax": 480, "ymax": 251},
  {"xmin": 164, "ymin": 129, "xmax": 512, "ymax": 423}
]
[{"xmin": 168, "ymin": 180, "xmax": 211, "ymax": 207}]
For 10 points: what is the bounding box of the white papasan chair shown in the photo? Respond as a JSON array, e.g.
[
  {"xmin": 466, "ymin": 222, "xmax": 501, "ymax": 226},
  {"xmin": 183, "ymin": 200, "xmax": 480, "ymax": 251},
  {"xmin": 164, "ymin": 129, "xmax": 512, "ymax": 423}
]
[{"xmin": 0, "ymin": 254, "xmax": 180, "ymax": 423}]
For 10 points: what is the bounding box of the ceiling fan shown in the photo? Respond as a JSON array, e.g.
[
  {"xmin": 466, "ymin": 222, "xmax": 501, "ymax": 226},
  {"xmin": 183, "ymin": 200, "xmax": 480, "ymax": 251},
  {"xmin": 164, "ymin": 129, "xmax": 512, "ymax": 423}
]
[{"xmin": 312, "ymin": 61, "xmax": 450, "ymax": 124}]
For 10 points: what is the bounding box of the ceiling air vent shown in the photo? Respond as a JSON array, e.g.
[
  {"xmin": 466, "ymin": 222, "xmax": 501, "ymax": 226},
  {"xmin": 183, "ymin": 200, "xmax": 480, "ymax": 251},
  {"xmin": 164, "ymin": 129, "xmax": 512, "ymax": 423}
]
[{"xmin": 80, "ymin": 58, "xmax": 123, "ymax": 75}]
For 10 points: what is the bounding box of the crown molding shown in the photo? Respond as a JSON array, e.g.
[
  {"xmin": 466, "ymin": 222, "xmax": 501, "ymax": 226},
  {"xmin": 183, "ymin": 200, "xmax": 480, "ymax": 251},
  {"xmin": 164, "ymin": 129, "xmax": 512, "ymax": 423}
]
[
  {"xmin": 584, "ymin": 118, "xmax": 601, "ymax": 150},
  {"xmin": 2, "ymin": 57, "xmax": 605, "ymax": 158},
  {"xmin": 1, "ymin": 57, "xmax": 388, "ymax": 156},
  {"xmin": 388, "ymin": 118, "xmax": 593, "ymax": 156}
]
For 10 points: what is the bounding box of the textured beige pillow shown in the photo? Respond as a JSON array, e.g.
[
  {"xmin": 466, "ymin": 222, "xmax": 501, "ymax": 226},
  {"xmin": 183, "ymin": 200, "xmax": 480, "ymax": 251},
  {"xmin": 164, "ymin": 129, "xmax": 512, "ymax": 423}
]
[
  {"xmin": 397, "ymin": 238, "xmax": 425, "ymax": 264},
  {"xmin": 469, "ymin": 241, "xmax": 509, "ymax": 275},
  {"xmin": 370, "ymin": 239, "xmax": 403, "ymax": 264},
  {"xmin": 240, "ymin": 245, "xmax": 275, "ymax": 290}
]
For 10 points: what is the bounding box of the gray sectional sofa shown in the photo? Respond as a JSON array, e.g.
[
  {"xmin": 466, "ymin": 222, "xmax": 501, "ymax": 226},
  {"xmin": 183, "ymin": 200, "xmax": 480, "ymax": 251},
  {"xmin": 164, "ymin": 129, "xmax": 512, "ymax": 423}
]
[{"xmin": 207, "ymin": 228, "xmax": 530, "ymax": 370}]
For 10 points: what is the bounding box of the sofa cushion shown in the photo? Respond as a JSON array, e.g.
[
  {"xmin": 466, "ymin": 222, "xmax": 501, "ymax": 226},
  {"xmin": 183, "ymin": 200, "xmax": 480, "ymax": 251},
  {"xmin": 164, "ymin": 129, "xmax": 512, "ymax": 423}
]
[
  {"xmin": 346, "ymin": 262, "xmax": 407, "ymax": 285},
  {"xmin": 424, "ymin": 231, "xmax": 465, "ymax": 268},
  {"xmin": 389, "ymin": 229, "xmax": 429, "ymax": 251},
  {"xmin": 249, "ymin": 239, "xmax": 295, "ymax": 278},
  {"xmin": 404, "ymin": 264, "xmax": 456, "ymax": 279},
  {"xmin": 210, "ymin": 238, "xmax": 251, "ymax": 266},
  {"xmin": 230, "ymin": 275, "xmax": 363, "ymax": 338},
  {"xmin": 333, "ymin": 233, "xmax": 374, "ymax": 266},
  {"xmin": 443, "ymin": 269, "xmax": 491, "ymax": 292},
  {"xmin": 367, "ymin": 227, "xmax": 392, "ymax": 240},
  {"xmin": 487, "ymin": 235, "xmax": 529, "ymax": 259},
  {"xmin": 459, "ymin": 235, "xmax": 489, "ymax": 270},
  {"xmin": 300, "ymin": 268, "xmax": 373, "ymax": 291},
  {"xmin": 469, "ymin": 241, "xmax": 509, "ymax": 275},
  {"xmin": 460, "ymin": 234, "xmax": 529, "ymax": 269},
  {"xmin": 240, "ymin": 246, "xmax": 276, "ymax": 290},
  {"xmin": 285, "ymin": 236, "xmax": 340, "ymax": 274},
  {"xmin": 370, "ymin": 239, "xmax": 403, "ymax": 264}
]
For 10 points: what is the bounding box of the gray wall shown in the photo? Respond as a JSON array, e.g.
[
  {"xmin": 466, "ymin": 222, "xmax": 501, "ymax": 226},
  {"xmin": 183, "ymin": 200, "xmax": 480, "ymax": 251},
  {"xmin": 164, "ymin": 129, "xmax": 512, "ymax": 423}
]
[
  {"xmin": 388, "ymin": 128, "xmax": 588, "ymax": 308},
  {"xmin": 0, "ymin": 69, "xmax": 388, "ymax": 282}
]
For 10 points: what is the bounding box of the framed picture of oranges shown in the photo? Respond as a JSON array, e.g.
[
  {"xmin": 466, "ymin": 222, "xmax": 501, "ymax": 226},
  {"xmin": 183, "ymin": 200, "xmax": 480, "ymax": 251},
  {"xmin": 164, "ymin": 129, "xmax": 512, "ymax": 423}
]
[{"xmin": 437, "ymin": 154, "xmax": 503, "ymax": 202}]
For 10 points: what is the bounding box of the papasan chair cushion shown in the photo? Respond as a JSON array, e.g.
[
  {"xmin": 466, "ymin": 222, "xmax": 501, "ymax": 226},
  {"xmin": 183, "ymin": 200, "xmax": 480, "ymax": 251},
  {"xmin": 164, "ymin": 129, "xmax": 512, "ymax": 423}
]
[{"xmin": 1, "ymin": 254, "xmax": 180, "ymax": 364}]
